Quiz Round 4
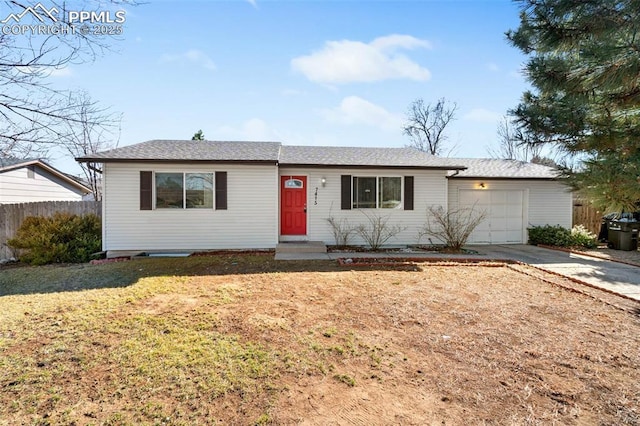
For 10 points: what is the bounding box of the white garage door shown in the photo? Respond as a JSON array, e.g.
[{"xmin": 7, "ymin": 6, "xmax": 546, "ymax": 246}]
[{"xmin": 459, "ymin": 190, "xmax": 525, "ymax": 244}]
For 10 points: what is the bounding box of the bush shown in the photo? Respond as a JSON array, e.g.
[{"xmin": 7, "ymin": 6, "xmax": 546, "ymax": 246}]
[
  {"xmin": 527, "ymin": 224, "xmax": 597, "ymax": 249},
  {"xmin": 355, "ymin": 211, "xmax": 406, "ymax": 250},
  {"xmin": 570, "ymin": 225, "xmax": 598, "ymax": 249},
  {"xmin": 325, "ymin": 215, "xmax": 356, "ymax": 248},
  {"xmin": 528, "ymin": 225, "xmax": 572, "ymax": 247},
  {"xmin": 419, "ymin": 205, "xmax": 487, "ymax": 251},
  {"xmin": 8, "ymin": 213, "xmax": 101, "ymax": 265}
]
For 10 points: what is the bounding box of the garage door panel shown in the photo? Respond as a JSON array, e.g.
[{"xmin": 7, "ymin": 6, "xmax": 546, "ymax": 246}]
[
  {"xmin": 490, "ymin": 205, "xmax": 507, "ymax": 219},
  {"xmin": 506, "ymin": 191, "xmax": 523, "ymax": 203},
  {"xmin": 507, "ymin": 217, "xmax": 523, "ymax": 230},
  {"xmin": 459, "ymin": 189, "xmax": 524, "ymax": 244},
  {"xmin": 460, "ymin": 190, "xmax": 489, "ymax": 206},
  {"xmin": 490, "ymin": 191, "xmax": 507, "ymax": 204}
]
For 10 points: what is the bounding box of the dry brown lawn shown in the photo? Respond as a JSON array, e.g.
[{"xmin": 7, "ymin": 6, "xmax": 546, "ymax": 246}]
[{"xmin": 1, "ymin": 255, "xmax": 639, "ymax": 425}]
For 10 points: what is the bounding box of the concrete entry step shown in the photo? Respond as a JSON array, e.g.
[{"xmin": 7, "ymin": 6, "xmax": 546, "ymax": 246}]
[{"xmin": 276, "ymin": 241, "xmax": 327, "ymax": 254}]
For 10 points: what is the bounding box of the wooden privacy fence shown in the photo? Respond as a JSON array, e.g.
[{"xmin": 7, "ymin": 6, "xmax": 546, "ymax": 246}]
[
  {"xmin": 0, "ymin": 201, "xmax": 101, "ymax": 261},
  {"xmin": 572, "ymin": 200, "xmax": 602, "ymax": 235}
]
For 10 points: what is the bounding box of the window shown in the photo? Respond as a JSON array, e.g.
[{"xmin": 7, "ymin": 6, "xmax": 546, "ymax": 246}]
[
  {"xmin": 284, "ymin": 178, "xmax": 304, "ymax": 188},
  {"xmin": 353, "ymin": 176, "xmax": 402, "ymax": 209},
  {"xmin": 155, "ymin": 172, "xmax": 213, "ymax": 209},
  {"xmin": 186, "ymin": 173, "xmax": 213, "ymax": 208}
]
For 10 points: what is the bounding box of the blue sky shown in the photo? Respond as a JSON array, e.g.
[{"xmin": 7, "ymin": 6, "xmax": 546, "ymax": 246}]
[{"xmin": 44, "ymin": 0, "xmax": 529, "ymax": 173}]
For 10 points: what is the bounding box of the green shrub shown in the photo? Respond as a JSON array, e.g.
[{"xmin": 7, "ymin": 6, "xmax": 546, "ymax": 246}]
[
  {"xmin": 8, "ymin": 213, "xmax": 101, "ymax": 265},
  {"xmin": 528, "ymin": 224, "xmax": 598, "ymax": 249},
  {"xmin": 570, "ymin": 225, "xmax": 598, "ymax": 249}
]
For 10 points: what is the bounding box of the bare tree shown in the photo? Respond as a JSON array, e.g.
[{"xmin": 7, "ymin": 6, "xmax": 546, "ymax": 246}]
[
  {"xmin": 0, "ymin": 0, "xmax": 137, "ymax": 158},
  {"xmin": 57, "ymin": 91, "xmax": 122, "ymax": 200},
  {"xmin": 487, "ymin": 116, "xmax": 542, "ymax": 162},
  {"xmin": 403, "ymin": 97, "xmax": 458, "ymax": 156}
]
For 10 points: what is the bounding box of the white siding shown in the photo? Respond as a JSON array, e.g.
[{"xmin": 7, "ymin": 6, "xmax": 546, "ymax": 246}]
[
  {"xmin": 0, "ymin": 167, "xmax": 84, "ymax": 204},
  {"xmin": 279, "ymin": 168, "xmax": 449, "ymax": 246},
  {"xmin": 447, "ymin": 179, "xmax": 573, "ymax": 244},
  {"xmin": 103, "ymin": 163, "xmax": 278, "ymax": 251}
]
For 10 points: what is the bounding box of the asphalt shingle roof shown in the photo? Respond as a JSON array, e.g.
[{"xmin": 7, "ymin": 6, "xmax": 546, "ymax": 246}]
[
  {"xmin": 77, "ymin": 140, "xmax": 282, "ymax": 162},
  {"xmin": 449, "ymin": 158, "xmax": 560, "ymax": 179},
  {"xmin": 279, "ymin": 145, "xmax": 467, "ymax": 169},
  {"xmin": 77, "ymin": 140, "xmax": 560, "ymax": 178}
]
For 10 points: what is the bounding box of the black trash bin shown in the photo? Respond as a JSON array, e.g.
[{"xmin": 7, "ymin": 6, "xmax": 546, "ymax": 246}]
[
  {"xmin": 618, "ymin": 221, "xmax": 639, "ymax": 251},
  {"xmin": 599, "ymin": 213, "xmax": 617, "ymax": 242},
  {"xmin": 607, "ymin": 221, "xmax": 623, "ymax": 249},
  {"xmin": 608, "ymin": 220, "xmax": 639, "ymax": 251}
]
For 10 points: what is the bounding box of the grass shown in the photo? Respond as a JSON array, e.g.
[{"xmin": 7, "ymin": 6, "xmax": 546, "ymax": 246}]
[{"xmin": 1, "ymin": 255, "xmax": 639, "ymax": 424}]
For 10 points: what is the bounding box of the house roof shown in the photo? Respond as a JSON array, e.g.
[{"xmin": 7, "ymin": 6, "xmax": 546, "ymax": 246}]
[
  {"xmin": 76, "ymin": 140, "xmax": 561, "ymax": 179},
  {"xmin": 77, "ymin": 140, "xmax": 468, "ymax": 170},
  {"xmin": 0, "ymin": 157, "xmax": 92, "ymax": 193},
  {"xmin": 279, "ymin": 145, "xmax": 467, "ymax": 170},
  {"xmin": 77, "ymin": 140, "xmax": 282, "ymax": 163},
  {"xmin": 448, "ymin": 158, "xmax": 560, "ymax": 179}
]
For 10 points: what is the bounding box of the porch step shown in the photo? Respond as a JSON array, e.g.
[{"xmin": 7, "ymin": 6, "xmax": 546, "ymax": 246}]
[{"xmin": 276, "ymin": 241, "xmax": 327, "ymax": 254}]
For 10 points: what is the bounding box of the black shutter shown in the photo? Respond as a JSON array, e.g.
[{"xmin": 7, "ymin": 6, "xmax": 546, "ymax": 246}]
[
  {"xmin": 215, "ymin": 171, "xmax": 227, "ymax": 210},
  {"xmin": 404, "ymin": 176, "xmax": 414, "ymax": 211},
  {"xmin": 341, "ymin": 175, "xmax": 351, "ymax": 210},
  {"xmin": 140, "ymin": 171, "xmax": 152, "ymax": 210}
]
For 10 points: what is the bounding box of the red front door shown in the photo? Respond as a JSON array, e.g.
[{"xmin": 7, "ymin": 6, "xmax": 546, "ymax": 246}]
[{"xmin": 280, "ymin": 176, "xmax": 307, "ymax": 235}]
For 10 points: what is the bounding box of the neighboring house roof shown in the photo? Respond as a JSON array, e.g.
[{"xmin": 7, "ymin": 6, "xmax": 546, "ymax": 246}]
[
  {"xmin": 0, "ymin": 157, "xmax": 38, "ymax": 169},
  {"xmin": 0, "ymin": 158, "xmax": 92, "ymax": 193},
  {"xmin": 279, "ymin": 145, "xmax": 467, "ymax": 170},
  {"xmin": 448, "ymin": 158, "xmax": 560, "ymax": 179},
  {"xmin": 77, "ymin": 140, "xmax": 282, "ymax": 163}
]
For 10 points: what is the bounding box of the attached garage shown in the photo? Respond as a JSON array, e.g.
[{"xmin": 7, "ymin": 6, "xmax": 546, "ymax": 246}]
[
  {"xmin": 448, "ymin": 159, "xmax": 573, "ymax": 245},
  {"xmin": 458, "ymin": 189, "xmax": 526, "ymax": 244}
]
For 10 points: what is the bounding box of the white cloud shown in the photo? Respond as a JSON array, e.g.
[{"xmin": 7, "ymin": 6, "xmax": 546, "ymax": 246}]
[
  {"xmin": 291, "ymin": 34, "xmax": 431, "ymax": 84},
  {"xmin": 161, "ymin": 49, "xmax": 216, "ymax": 71},
  {"xmin": 463, "ymin": 108, "xmax": 503, "ymax": 123},
  {"xmin": 320, "ymin": 96, "xmax": 403, "ymax": 131},
  {"xmin": 246, "ymin": 0, "xmax": 258, "ymax": 8}
]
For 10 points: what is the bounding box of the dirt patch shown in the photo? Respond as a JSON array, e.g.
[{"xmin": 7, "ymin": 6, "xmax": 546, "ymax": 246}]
[{"xmin": 0, "ymin": 258, "xmax": 639, "ymax": 424}]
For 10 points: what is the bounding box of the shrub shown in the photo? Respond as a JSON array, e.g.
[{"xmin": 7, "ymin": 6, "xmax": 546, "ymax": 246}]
[
  {"xmin": 7, "ymin": 213, "xmax": 101, "ymax": 265},
  {"xmin": 528, "ymin": 225, "xmax": 572, "ymax": 247},
  {"xmin": 419, "ymin": 205, "xmax": 487, "ymax": 251},
  {"xmin": 570, "ymin": 225, "xmax": 598, "ymax": 249},
  {"xmin": 527, "ymin": 224, "xmax": 597, "ymax": 249},
  {"xmin": 325, "ymin": 215, "xmax": 357, "ymax": 248},
  {"xmin": 355, "ymin": 211, "xmax": 406, "ymax": 250}
]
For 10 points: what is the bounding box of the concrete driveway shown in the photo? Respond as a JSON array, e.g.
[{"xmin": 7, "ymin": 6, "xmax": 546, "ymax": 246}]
[{"xmin": 481, "ymin": 245, "xmax": 640, "ymax": 301}]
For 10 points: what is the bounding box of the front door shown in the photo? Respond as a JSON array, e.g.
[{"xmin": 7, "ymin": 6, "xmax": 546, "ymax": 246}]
[{"xmin": 280, "ymin": 176, "xmax": 307, "ymax": 235}]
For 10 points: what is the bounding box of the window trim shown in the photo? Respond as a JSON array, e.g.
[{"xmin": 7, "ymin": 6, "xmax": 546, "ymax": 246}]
[
  {"xmin": 153, "ymin": 171, "xmax": 215, "ymax": 210},
  {"xmin": 352, "ymin": 175, "xmax": 403, "ymax": 210}
]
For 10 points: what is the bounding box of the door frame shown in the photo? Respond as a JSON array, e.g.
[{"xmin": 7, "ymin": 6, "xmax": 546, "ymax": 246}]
[{"xmin": 279, "ymin": 174, "xmax": 309, "ymax": 241}]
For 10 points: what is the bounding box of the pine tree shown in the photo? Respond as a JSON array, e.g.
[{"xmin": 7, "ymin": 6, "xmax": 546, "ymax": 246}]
[
  {"xmin": 508, "ymin": 0, "xmax": 640, "ymax": 212},
  {"xmin": 191, "ymin": 130, "xmax": 205, "ymax": 141}
]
